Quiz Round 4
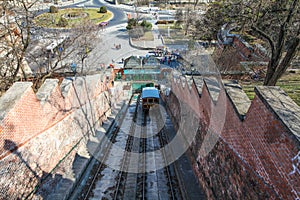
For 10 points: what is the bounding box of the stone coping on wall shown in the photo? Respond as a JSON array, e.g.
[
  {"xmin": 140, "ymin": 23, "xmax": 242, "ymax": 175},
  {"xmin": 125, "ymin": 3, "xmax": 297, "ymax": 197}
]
[
  {"xmin": 223, "ymin": 80, "xmax": 251, "ymax": 120},
  {"xmin": 174, "ymin": 74, "xmax": 246, "ymax": 114},
  {"xmin": 0, "ymin": 82, "xmax": 32, "ymax": 121},
  {"xmin": 0, "ymin": 74, "xmax": 109, "ymax": 156},
  {"xmin": 189, "ymin": 76, "xmax": 222, "ymax": 102},
  {"xmin": 185, "ymin": 76, "xmax": 193, "ymax": 91},
  {"xmin": 172, "ymin": 73, "xmax": 300, "ymax": 137},
  {"xmin": 204, "ymin": 77, "xmax": 221, "ymax": 102},
  {"xmin": 60, "ymin": 74, "xmax": 107, "ymax": 102},
  {"xmin": 60, "ymin": 78, "xmax": 73, "ymax": 98},
  {"xmin": 36, "ymin": 79, "xmax": 59, "ymax": 105},
  {"xmin": 255, "ymin": 86, "xmax": 300, "ymax": 141},
  {"xmin": 192, "ymin": 76, "xmax": 204, "ymax": 96}
]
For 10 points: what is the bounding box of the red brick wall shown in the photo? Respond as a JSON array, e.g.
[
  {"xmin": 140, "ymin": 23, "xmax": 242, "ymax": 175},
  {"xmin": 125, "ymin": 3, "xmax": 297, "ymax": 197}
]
[
  {"xmin": 165, "ymin": 77, "xmax": 300, "ymax": 199},
  {"xmin": 232, "ymin": 36, "xmax": 269, "ymax": 62},
  {"xmin": 0, "ymin": 75, "xmax": 109, "ymax": 159},
  {"xmin": 232, "ymin": 37, "xmax": 252, "ymax": 59},
  {"xmin": 232, "ymin": 96, "xmax": 300, "ymax": 199},
  {"xmin": 192, "ymin": 139, "xmax": 277, "ymax": 199},
  {"xmin": 0, "ymin": 75, "xmax": 118, "ymax": 199},
  {"xmin": 0, "ymin": 86, "xmax": 47, "ymax": 158},
  {"xmin": 41, "ymin": 84, "xmax": 67, "ymax": 128}
]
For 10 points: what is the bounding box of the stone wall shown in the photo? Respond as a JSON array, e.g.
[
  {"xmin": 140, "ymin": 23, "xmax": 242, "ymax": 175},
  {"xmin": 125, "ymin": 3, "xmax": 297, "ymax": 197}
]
[
  {"xmin": 0, "ymin": 74, "xmax": 125, "ymax": 199},
  {"xmin": 231, "ymin": 36, "xmax": 268, "ymax": 62},
  {"xmin": 163, "ymin": 75, "xmax": 300, "ymax": 199},
  {"xmin": 213, "ymin": 36, "xmax": 269, "ymax": 73}
]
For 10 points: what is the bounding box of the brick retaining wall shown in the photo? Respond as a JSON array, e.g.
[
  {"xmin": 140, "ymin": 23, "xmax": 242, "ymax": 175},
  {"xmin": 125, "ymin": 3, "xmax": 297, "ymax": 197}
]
[
  {"xmin": 0, "ymin": 75, "xmax": 125, "ymax": 199},
  {"xmin": 163, "ymin": 75, "xmax": 300, "ymax": 199}
]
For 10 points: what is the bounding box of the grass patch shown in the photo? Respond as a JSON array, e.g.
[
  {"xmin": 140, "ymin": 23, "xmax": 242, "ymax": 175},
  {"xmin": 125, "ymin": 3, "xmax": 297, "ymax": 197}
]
[
  {"xmin": 131, "ymin": 31, "xmax": 154, "ymax": 41},
  {"xmin": 158, "ymin": 23, "xmax": 182, "ymax": 29},
  {"xmin": 158, "ymin": 24, "xmax": 187, "ymax": 45},
  {"xmin": 239, "ymin": 72, "xmax": 300, "ymax": 106},
  {"xmin": 34, "ymin": 8, "xmax": 112, "ymax": 28},
  {"xmin": 142, "ymin": 31, "xmax": 154, "ymax": 41}
]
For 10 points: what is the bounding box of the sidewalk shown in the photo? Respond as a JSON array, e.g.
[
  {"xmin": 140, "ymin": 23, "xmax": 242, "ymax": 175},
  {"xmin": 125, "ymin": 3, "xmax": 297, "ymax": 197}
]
[
  {"xmin": 90, "ymin": 0, "xmax": 164, "ymax": 50},
  {"xmin": 101, "ymin": 0, "xmax": 164, "ymax": 50}
]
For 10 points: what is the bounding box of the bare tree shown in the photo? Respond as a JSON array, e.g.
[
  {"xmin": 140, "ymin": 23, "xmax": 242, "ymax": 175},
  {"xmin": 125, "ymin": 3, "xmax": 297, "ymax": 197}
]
[
  {"xmin": 28, "ymin": 20, "xmax": 99, "ymax": 90},
  {"xmin": 204, "ymin": 0, "xmax": 300, "ymax": 86},
  {"xmin": 129, "ymin": 26, "xmax": 144, "ymax": 39},
  {"xmin": 0, "ymin": 0, "xmax": 39, "ymax": 93},
  {"xmin": 72, "ymin": 19, "xmax": 99, "ymax": 75},
  {"xmin": 175, "ymin": 8, "xmax": 184, "ymax": 22},
  {"xmin": 184, "ymin": 7, "xmax": 193, "ymax": 36},
  {"xmin": 0, "ymin": 0, "xmax": 101, "ymax": 93}
]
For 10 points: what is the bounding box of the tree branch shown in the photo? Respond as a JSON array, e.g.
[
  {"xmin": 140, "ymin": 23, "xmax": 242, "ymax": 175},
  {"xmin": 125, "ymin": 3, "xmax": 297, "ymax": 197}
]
[
  {"xmin": 251, "ymin": 25, "xmax": 275, "ymax": 55},
  {"xmin": 268, "ymin": 37, "xmax": 300, "ymax": 85}
]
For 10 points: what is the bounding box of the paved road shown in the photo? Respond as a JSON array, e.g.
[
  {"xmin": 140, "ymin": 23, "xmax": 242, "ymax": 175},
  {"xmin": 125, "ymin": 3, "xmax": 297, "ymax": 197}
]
[
  {"xmin": 30, "ymin": 0, "xmax": 165, "ymax": 73},
  {"xmin": 80, "ymin": 0, "xmax": 159, "ymax": 71},
  {"xmin": 76, "ymin": 0, "xmax": 128, "ymax": 26},
  {"xmin": 84, "ymin": 22, "xmax": 150, "ymax": 72}
]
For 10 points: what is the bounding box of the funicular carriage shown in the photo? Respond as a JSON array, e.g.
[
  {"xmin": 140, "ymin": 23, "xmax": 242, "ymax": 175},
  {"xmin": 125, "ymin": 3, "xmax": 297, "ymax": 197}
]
[{"xmin": 141, "ymin": 87, "xmax": 160, "ymax": 111}]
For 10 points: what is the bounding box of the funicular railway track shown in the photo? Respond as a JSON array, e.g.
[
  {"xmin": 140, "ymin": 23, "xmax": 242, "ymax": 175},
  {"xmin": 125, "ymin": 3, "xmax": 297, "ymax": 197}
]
[
  {"xmin": 154, "ymin": 104, "xmax": 184, "ymax": 200},
  {"xmin": 121, "ymin": 99, "xmax": 148, "ymax": 199},
  {"xmin": 136, "ymin": 110, "xmax": 147, "ymax": 199},
  {"xmin": 71, "ymin": 94, "xmax": 187, "ymax": 200},
  {"xmin": 71, "ymin": 94, "xmax": 139, "ymax": 200},
  {"xmin": 128, "ymin": 99, "xmax": 184, "ymax": 199},
  {"xmin": 139, "ymin": 136, "xmax": 147, "ymax": 199},
  {"xmin": 80, "ymin": 123, "xmax": 121, "ymax": 200},
  {"xmin": 112, "ymin": 95, "xmax": 141, "ymax": 199}
]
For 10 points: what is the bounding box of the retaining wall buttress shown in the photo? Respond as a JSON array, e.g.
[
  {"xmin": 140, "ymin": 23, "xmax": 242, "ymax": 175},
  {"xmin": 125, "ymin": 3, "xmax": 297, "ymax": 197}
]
[
  {"xmin": 0, "ymin": 74, "xmax": 125, "ymax": 199},
  {"xmin": 164, "ymin": 74, "xmax": 300, "ymax": 199}
]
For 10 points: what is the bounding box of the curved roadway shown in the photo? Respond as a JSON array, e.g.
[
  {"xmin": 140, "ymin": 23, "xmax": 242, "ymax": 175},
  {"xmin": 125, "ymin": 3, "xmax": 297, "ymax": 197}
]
[
  {"xmin": 63, "ymin": 0, "xmax": 129, "ymax": 26},
  {"xmin": 32, "ymin": 0, "xmax": 158, "ymax": 72},
  {"xmin": 72, "ymin": 0, "xmax": 150, "ymax": 71}
]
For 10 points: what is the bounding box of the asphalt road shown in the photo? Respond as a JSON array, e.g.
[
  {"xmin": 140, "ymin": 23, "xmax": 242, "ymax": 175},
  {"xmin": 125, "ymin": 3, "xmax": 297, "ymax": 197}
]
[
  {"xmin": 84, "ymin": 22, "xmax": 149, "ymax": 72},
  {"xmin": 71, "ymin": 0, "xmax": 151, "ymax": 71},
  {"xmin": 29, "ymin": 0, "xmax": 168, "ymax": 73},
  {"xmin": 75, "ymin": 0, "xmax": 128, "ymax": 26}
]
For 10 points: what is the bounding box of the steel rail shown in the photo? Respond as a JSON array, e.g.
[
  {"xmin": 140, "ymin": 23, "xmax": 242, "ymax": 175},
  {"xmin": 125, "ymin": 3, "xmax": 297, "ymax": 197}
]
[
  {"xmin": 141, "ymin": 111, "xmax": 147, "ymax": 199},
  {"xmin": 81, "ymin": 95, "xmax": 135, "ymax": 200},
  {"xmin": 82, "ymin": 126, "xmax": 120, "ymax": 200},
  {"xmin": 113, "ymin": 95, "xmax": 140, "ymax": 200},
  {"xmin": 155, "ymin": 105, "xmax": 176, "ymax": 200}
]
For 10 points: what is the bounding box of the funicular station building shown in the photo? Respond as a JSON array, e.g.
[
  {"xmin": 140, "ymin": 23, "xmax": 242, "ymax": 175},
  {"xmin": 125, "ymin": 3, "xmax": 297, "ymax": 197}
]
[{"xmin": 112, "ymin": 55, "xmax": 171, "ymax": 93}]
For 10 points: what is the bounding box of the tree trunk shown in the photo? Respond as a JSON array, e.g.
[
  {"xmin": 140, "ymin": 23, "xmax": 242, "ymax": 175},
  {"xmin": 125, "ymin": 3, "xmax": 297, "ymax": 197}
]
[
  {"xmin": 263, "ymin": 22, "xmax": 287, "ymax": 86},
  {"xmin": 264, "ymin": 58, "xmax": 277, "ymax": 86},
  {"xmin": 33, "ymin": 72, "xmax": 52, "ymax": 92},
  {"xmin": 264, "ymin": 37, "xmax": 300, "ymax": 86}
]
